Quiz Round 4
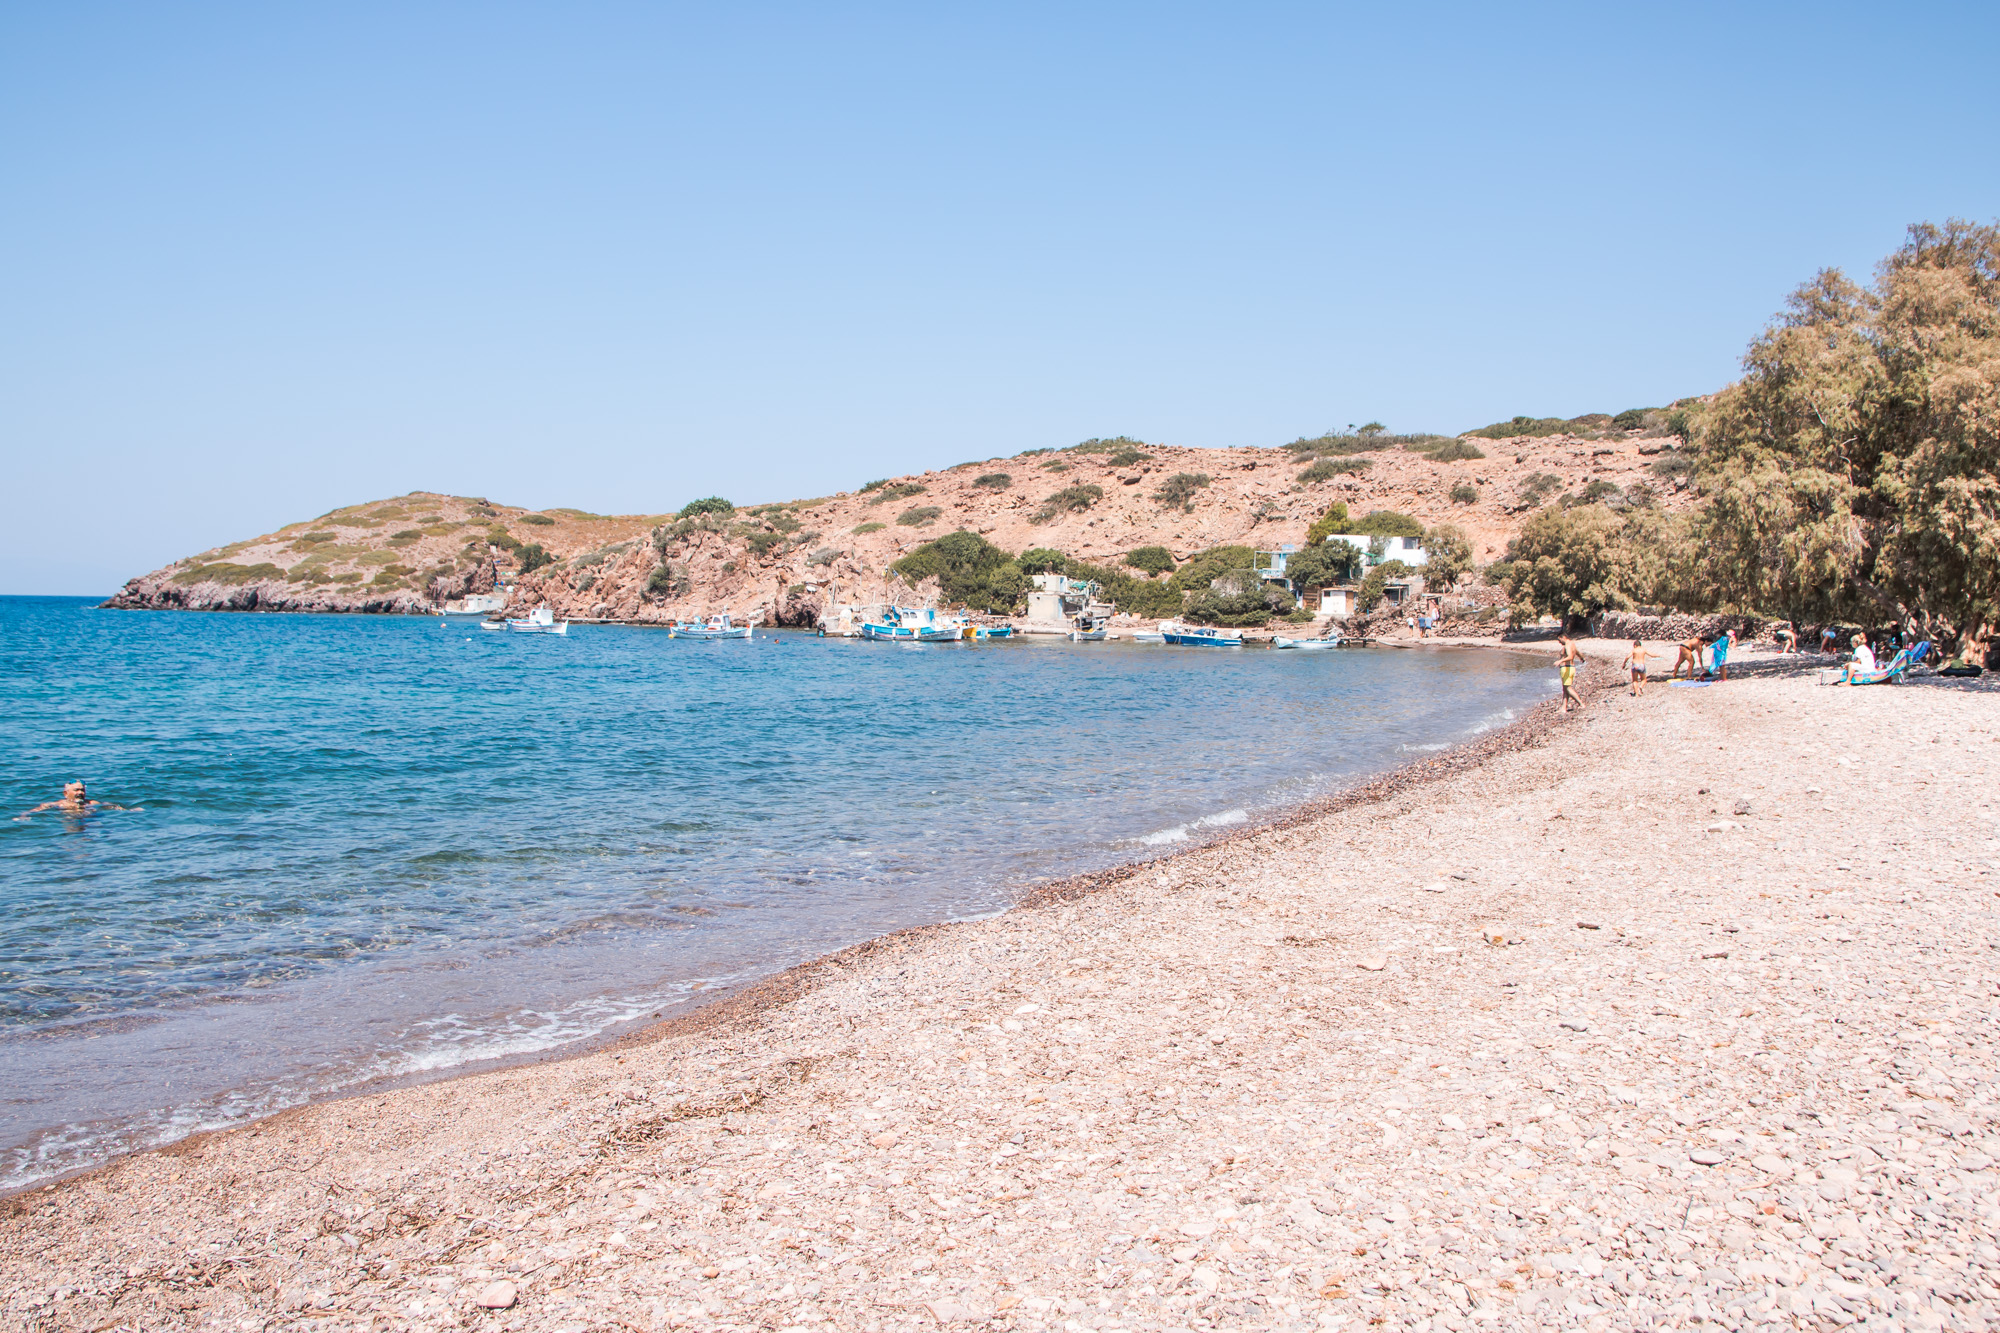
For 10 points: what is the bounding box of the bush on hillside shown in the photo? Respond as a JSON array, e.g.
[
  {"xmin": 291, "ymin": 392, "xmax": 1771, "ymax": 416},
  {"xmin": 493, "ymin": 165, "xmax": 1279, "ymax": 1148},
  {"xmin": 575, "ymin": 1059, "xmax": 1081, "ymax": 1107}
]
[
  {"xmin": 892, "ymin": 531, "xmax": 1025, "ymax": 615},
  {"xmin": 677, "ymin": 496, "xmax": 735, "ymax": 519},
  {"xmin": 1153, "ymin": 472, "xmax": 1211, "ymax": 511},
  {"xmin": 1418, "ymin": 439, "xmax": 1486, "ymax": 462},
  {"xmin": 1348, "ymin": 510, "xmax": 1423, "ymax": 539},
  {"xmin": 520, "ymin": 513, "xmax": 556, "ymax": 526},
  {"xmin": 852, "ymin": 521, "xmax": 886, "ymax": 534},
  {"xmin": 1072, "ymin": 436, "xmax": 1146, "ymax": 454},
  {"xmin": 1450, "ymin": 481, "xmax": 1479, "ymax": 504},
  {"xmin": 860, "ymin": 479, "xmax": 889, "ymax": 493},
  {"xmin": 646, "ymin": 563, "xmax": 691, "ymax": 600},
  {"xmin": 1016, "ymin": 547, "xmax": 1068, "ymax": 573},
  {"xmin": 973, "ymin": 473, "xmax": 1012, "ymax": 490},
  {"xmin": 1358, "ymin": 559, "xmax": 1414, "ymax": 612},
  {"xmin": 867, "ymin": 482, "xmax": 927, "ymax": 506},
  {"xmin": 1465, "ymin": 415, "xmax": 1585, "ymax": 440},
  {"xmin": 1304, "ymin": 502, "xmax": 1350, "ymax": 546},
  {"xmin": 1183, "ymin": 568, "xmax": 1294, "ymax": 626},
  {"xmin": 1123, "ymin": 545, "xmax": 1177, "ymax": 576},
  {"xmin": 1298, "ymin": 457, "xmax": 1371, "ymax": 483},
  {"xmin": 897, "ymin": 506, "xmax": 943, "ymax": 527},
  {"xmin": 1518, "ymin": 473, "xmax": 1564, "ymax": 506},
  {"xmin": 1107, "ymin": 447, "xmax": 1152, "ymax": 467},
  {"xmin": 1612, "ymin": 408, "xmax": 1653, "ymax": 430},
  {"xmin": 1032, "ymin": 485, "xmax": 1103, "ymax": 524}
]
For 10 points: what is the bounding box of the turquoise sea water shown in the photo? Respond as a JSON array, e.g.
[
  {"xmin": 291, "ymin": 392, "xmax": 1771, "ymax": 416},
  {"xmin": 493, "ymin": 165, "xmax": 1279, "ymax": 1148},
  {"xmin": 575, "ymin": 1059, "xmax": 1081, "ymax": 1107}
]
[{"xmin": 0, "ymin": 595, "xmax": 1552, "ymax": 1190}]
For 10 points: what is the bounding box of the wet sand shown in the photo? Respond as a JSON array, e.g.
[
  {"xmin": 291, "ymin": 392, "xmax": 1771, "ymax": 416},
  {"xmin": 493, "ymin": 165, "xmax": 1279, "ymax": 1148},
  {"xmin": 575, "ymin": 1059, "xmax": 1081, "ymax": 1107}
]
[{"xmin": 4, "ymin": 646, "xmax": 1997, "ymax": 1332}]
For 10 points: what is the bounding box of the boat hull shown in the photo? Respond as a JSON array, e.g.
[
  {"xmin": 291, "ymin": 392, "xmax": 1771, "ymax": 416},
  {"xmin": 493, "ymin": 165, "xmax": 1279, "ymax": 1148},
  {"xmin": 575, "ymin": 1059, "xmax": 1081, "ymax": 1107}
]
[
  {"xmin": 1162, "ymin": 631, "xmax": 1242, "ymax": 647},
  {"xmin": 670, "ymin": 627, "xmax": 753, "ymax": 640},
  {"xmin": 1273, "ymin": 637, "xmax": 1342, "ymax": 650},
  {"xmin": 861, "ymin": 624, "xmax": 962, "ymax": 642}
]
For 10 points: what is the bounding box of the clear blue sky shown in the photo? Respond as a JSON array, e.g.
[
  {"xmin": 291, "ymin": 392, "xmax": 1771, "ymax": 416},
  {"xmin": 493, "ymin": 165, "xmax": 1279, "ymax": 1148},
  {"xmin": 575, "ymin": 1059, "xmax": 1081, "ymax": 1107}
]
[{"xmin": 5, "ymin": 3, "xmax": 1996, "ymax": 594}]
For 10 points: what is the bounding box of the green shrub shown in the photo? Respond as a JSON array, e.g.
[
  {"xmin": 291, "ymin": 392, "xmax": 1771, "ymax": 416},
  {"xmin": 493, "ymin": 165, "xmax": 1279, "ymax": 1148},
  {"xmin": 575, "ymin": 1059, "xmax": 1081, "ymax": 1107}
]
[
  {"xmin": 1576, "ymin": 479, "xmax": 1624, "ymax": 506},
  {"xmin": 1518, "ymin": 473, "xmax": 1564, "ymax": 506},
  {"xmin": 1465, "ymin": 415, "xmax": 1576, "ymax": 440},
  {"xmin": 487, "ymin": 526, "xmax": 522, "ymax": 552},
  {"xmin": 332, "ymin": 572, "xmax": 365, "ymax": 584},
  {"xmin": 646, "ymin": 564, "xmax": 692, "ymax": 600},
  {"xmin": 1625, "ymin": 482, "xmax": 1658, "ymax": 507},
  {"xmin": 1014, "ymin": 447, "xmax": 1054, "ymax": 457},
  {"xmin": 1183, "ymin": 568, "xmax": 1293, "ymax": 626},
  {"xmin": 897, "ymin": 506, "xmax": 943, "ymax": 527},
  {"xmin": 1304, "ymin": 502, "xmax": 1350, "ymax": 545},
  {"xmin": 1041, "ymin": 460, "xmax": 1070, "ymax": 472},
  {"xmin": 1298, "ymin": 457, "xmax": 1371, "ymax": 483},
  {"xmin": 1349, "ymin": 510, "xmax": 1423, "ymax": 538},
  {"xmin": 1664, "ymin": 408, "xmax": 1694, "ymax": 444},
  {"xmin": 1032, "ymin": 485, "xmax": 1103, "ymax": 523},
  {"xmin": 1016, "ymin": 547, "xmax": 1068, "ymax": 573},
  {"xmin": 1450, "ymin": 482, "xmax": 1479, "ymax": 504},
  {"xmin": 744, "ymin": 531, "xmax": 787, "ymax": 555},
  {"xmin": 892, "ymin": 530, "xmax": 1025, "ymax": 614},
  {"xmin": 1358, "ymin": 559, "xmax": 1414, "ymax": 612},
  {"xmin": 721, "ymin": 561, "xmax": 736, "ymax": 573},
  {"xmin": 516, "ymin": 543, "xmax": 555, "ymax": 574},
  {"xmin": 389, "ymin": 529, "xmax": 423, "ymax": 542},
  {"xmin": 808, "ymin": 546, "xmax": 841, "ymax": 566},
  {"xmin": 169, "ymin": 561, "xmax": 286, "ymax": 586},
  {"xmin": 852, "ymin": 521, "xmax": 886, "ymax": 534},
  {"xmin": 1072, "ymin": 436, "xmax": 1145, "ymax": 454},
  {"xmin": 1123, "ymin": 545, "xmax": 1177, "ymax": 576},
  {"xmin": 1648, "ymin": 451, "xmax": 1691, "ymax": 479},
  {"xmin": 867, "ymin": 482, "xmax": 927, "ymax": 505},
  {"xmin": 973, "ymin": 473, "xmax": 1012, "ymax": 490},
  {"xmin": 1419, "ymin": 439, "xmax": 1486, "ymax": 462},
  {"xmin": 860, "ymin": 478, "xmax": 890, "ymax": 493},
  {"xmin": 1063, "ymin": 558, "xmax": 1182, "ymax": 619},
  {"xmin": 1612, "ymin": 408, "xmax": 1652, "ymax": 430},
  {"xmin": 1107, "ymin": 447, "xmax": 1152, "ymax": 467},
  {"xmin": 677, "ymin": 496, "xmax": 735, "ymax": 519},
  {"xmin": 1153, "ymin": 472, "xmax": 1210, "ymax": 511},
  {"xmin": 295, "ymin": 530, "xmax": 336, "ymax": 544},
  {"xmin": 1169, "ymin": 545, "xmax": 1258, "ymax": 594},
  {"xmin": 520, "ymin": 513, "xmax": 556, "ymax": 526}
]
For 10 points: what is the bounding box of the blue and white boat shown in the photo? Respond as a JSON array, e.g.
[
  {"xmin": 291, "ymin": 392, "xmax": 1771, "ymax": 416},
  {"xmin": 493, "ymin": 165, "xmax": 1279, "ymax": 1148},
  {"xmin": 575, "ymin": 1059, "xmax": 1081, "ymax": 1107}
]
[
  {"xmin": 506, "ymin": 606, "xmax": 569, "ymax": 635},
  {"xmin": 1160, "ymin": 620, "xmax": 1242, "ymax": 647},
  {"xmin": 670, "ymin": 614, "xmax": 754, "ymax": 640},
  {"xmin": 1272, "ymin": 633, "xmax": 1343, "ymax": 650},
  {"xmin": 861, "ymin": 607, "xmax": 963, "ymax": 642}
]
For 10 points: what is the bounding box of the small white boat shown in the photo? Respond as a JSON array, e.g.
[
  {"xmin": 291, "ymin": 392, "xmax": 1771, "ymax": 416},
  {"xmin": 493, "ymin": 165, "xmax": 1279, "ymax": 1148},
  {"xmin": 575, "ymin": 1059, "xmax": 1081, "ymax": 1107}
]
[
  {"xmin": 1130, "ymin": 629, "xmax": 1166, "ymax": 643},
  {"xmin": 440, "ymin": 593, "xmax": 508, "ymax": 620},
  {"xmin": 478, "ymin": 618, "xmax": 506, "ymax": 633},
  {"xmin": 1160, "ymin": 620, "xmax": 1243, "ymax": 647},
  {"xmin": 1068, "ymin": 617, "xmax": 1109, "ymax": 642},
  {"xmin": 670, "ymin": 614, "xmax": 754, "ymax": 640},
  {"xmin": 506, "ymin": 606, "xmax": 569, "ymax": 635},
  {"xmin": 1273, "ymin": 634, "xmax": 1343, "ymax": 650}
]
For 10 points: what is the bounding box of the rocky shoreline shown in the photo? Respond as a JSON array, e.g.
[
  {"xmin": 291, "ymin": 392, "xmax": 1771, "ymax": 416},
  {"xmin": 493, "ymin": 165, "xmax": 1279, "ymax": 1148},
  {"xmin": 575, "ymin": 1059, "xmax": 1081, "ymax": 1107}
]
[{"xmin": 4, "ymin": 647, "xmax": 1996, "ymax": 1332}]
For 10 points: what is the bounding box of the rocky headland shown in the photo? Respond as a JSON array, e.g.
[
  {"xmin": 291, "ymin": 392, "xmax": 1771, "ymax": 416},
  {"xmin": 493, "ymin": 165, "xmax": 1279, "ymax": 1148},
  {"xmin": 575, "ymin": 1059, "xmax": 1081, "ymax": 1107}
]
[{"xmin": 101, "ymin": 428, "xmax": 1693, "ymax": 625}]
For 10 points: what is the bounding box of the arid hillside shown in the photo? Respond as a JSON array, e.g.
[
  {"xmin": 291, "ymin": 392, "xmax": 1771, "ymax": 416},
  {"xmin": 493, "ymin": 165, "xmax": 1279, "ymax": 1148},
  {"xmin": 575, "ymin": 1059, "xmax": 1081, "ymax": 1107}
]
[{"xmin": 105, "ymin": 427, "xmax": 1694, "ymax": 623}]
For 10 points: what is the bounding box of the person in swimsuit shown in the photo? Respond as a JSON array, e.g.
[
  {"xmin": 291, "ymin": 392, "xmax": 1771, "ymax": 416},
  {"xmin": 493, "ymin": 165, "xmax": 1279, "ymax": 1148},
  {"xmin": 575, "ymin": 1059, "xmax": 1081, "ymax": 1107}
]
[
  {"xmin": 1671, "ymin": 634, "xmax": 1704, "ymax": 680},
  {"xmin": 1774, "ymin": 622, "xmax": 1797, "ymax": 654},
  {"xmin": 1819, "ymin": 625, "xmax": 1838, "ymax": 654},
  {"xmin": 1556, "ymin": 634, "xmax": 1583, "ymax": 712},
  {"xmin": 1622, "ymin": 638, "xmax": 1650, "ymax": 696}
]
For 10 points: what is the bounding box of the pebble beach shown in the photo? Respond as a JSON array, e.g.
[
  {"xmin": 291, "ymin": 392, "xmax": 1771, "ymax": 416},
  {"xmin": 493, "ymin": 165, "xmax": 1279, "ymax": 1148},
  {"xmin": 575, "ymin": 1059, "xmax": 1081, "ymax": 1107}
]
[{"xmin": 4, "ymin": 646, "xmax": 1997, "ymax": 1333}]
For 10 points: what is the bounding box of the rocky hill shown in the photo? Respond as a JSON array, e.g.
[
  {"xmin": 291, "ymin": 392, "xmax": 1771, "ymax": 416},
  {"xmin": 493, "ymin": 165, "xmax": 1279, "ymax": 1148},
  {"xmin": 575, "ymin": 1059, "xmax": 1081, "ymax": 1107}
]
[{"xmin": 104, "ymin": 426, "xmax": 1695, "ymax": 623}]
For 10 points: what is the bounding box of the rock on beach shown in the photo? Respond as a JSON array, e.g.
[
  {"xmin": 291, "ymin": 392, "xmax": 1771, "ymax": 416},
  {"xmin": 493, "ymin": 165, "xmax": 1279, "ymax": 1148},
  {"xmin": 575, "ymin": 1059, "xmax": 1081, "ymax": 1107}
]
[{"xmin": 3, "ymin": 645, "xmax": 1998, "ymax": 1332}]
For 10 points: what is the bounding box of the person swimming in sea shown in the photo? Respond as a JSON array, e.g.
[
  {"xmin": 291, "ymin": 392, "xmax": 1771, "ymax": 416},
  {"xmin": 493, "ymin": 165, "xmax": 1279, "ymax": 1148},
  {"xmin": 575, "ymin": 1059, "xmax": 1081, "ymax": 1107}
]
[{"xmin": 18, "ymin": 780, "xmax": 132, "ymax": 819}]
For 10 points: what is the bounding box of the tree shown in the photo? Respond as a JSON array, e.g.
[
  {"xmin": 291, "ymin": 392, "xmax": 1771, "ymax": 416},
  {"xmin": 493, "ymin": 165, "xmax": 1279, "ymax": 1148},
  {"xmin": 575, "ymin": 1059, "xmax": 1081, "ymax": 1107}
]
[
  {"xmin": 1349, "ymin": 510, "xmax": 1423, "ymax": 539},
  {"xmin": 677, "ymin": 496, "xmax": 735, "ymax": 518},
  {"xmin": 1304, "ymin": 502, "xmax": 1350, "ymax": 545},
  {"xmin": 1500, "ymin": 504, "xmax": 1643, "ymax": 622},
  {"xmin": 1168, "ymin": 545, "xmax": 1257, "ymax": 594},
  {"xmin": 892, "ymin": 530, "xmax": 1025, "ymax": 614},
  {"xmin": 1183, "ymin": 568, "xmax": 1294, "ymax": 626},
  {"xmin": 1282, "ymin": 540, "xmax": 1361, "ymax": 591},
  {"xmin": 516, "ymin": 543, "xmax": 554, "ymax": 574},
  {"xmin": 1358, "ymin": 560, "xmax": 1413, "ymax": 612},
  {"xmin": 1123, "ymin": 545, "xmax": 1177, "ymax": 576},
  {"xmin": 1015, "ymin": 547, "xmax": 1068, "ymax": 574},
  {"xmin": 1420, "ymin": 523, "xmax": 1473, "ymax": 588}
]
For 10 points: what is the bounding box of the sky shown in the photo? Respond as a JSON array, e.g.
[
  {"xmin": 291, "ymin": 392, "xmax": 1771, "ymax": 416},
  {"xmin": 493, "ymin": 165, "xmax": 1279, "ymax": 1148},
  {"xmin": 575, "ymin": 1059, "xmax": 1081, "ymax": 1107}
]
[{"xmin": 5, "ymin": 3, "xmax": 1997, "ymax": 594}]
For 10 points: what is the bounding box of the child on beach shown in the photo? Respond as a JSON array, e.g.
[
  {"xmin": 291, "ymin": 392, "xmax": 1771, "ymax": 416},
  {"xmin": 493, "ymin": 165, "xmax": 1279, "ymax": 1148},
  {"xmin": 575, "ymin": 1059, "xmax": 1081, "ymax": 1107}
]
[
  {"xmin": 1774, "ymin": 622, "xmax": 1797, "ymax": 654},
  {"xmin": 1622, "ymin": 639, "xmax": 1649, "ymax": 696},
  {"xmin": 1556, "ymin": 634, "xmax": 1583, "ymax": 712},
  {"xmin": 1712, "ymin": 628, "xmax": 1735, "ymax": 681}
]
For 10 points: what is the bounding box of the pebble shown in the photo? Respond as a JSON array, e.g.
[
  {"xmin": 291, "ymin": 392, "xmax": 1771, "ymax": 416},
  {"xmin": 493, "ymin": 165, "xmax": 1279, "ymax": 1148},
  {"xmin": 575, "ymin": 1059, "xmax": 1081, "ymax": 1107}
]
[{"xmin": 474, "ymin": 1280, "xmax": 516, "ymax": 1310}]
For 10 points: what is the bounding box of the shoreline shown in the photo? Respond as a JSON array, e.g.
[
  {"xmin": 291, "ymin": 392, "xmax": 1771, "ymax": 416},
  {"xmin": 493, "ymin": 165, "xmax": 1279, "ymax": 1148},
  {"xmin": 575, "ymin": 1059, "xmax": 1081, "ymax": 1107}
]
[
  {"xmin": 0, "ymin": 638, "xmax": 1571, "ymax": 1204},
  {"xmin": 11, "ymin": 654, "xmax": 1992, "ymax": 1332}
]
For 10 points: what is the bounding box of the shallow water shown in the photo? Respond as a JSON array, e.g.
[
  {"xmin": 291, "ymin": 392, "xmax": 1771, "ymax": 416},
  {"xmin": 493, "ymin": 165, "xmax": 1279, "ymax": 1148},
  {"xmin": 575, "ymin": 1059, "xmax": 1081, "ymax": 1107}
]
[{"xmin": 0, "ymin": 596, "xmax": 1551, "ymax": 1189}]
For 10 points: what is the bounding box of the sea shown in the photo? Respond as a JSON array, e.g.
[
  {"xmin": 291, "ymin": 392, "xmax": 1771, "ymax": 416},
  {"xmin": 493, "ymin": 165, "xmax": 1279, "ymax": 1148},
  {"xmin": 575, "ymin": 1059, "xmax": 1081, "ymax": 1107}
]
[{"xmin": 0, "ymin": 595, "xmax": 1552, "ymax": 1191}]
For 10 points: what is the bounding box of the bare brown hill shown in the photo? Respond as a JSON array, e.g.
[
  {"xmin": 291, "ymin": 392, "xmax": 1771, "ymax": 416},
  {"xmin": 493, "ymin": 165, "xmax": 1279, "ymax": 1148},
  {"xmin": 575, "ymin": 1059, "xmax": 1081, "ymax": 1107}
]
[{"xmin": 105, "ymin": 431, "xmax": 1693, "ymax": 622}]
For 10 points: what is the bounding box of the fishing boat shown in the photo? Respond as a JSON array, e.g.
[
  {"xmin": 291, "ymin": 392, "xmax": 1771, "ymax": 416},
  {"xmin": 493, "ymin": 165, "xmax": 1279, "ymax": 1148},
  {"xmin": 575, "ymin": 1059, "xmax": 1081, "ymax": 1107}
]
[
  {"xmin": 1272, "ymin": 633, "xmax": 1343, "ymax": 650},
  {"xmin": 506, "ymin": 606, "xmax": 568, "ymax": 635},
  {"xmin": 1069, "ymin": 617, "xmax": 1109, "ymax": 642},
  {"xmin": 477, "ymin": 618, "xmax": 506, "ymax": 632},
  {"xmin": 669, "ymin": 613, "xmax": 754, "ymax": 640},
  {"xmin": 439, "ymin": 593, "xmax": 508, "ymax": 621},
  {"xmin": 861, "ymin": 606, "xmax": 963, "ymax": 642},
  {"xmin": 1161, "ymin": 621, "xmax": 1243, "ymax": 647},
  {"xmin": 1130, "ymin": 628, "xmax": 1167, "ymax": 643}
]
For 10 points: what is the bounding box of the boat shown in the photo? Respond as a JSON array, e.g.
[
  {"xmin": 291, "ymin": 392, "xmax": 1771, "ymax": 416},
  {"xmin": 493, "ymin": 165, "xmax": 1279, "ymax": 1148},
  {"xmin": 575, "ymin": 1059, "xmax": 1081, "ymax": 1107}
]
[
  {"xmin": 1068, "ymin": 617, "xmax": 1109, "ymax": 642},
  {"xmin": 1130, "ymin": 629, "xmax": 1166, "ymax": 643},
  {"xmin": 505, "ymin": 606, "xmax": 569, "ymax": 635},
  {"xmin": 1160, "ymin": 621, "xmax": 1243, "ymax": 647},
  {"xmin": 478, "ymin": 618, "xmax": 506, "ymax": 633},
  {"xmin": 1273, "ymin": 633, "xmax": 1343, "ymax": 650},
  {"xmin": 670, "ymin": 613, "xmax": 754, "ymax": 640},
  {"xmin": 439, "ymin": 593, "xmax": 508, "ymax": 620},
  {"xmin": 861, "ymin": 606, "xmax": 963, "ymax": 642}
]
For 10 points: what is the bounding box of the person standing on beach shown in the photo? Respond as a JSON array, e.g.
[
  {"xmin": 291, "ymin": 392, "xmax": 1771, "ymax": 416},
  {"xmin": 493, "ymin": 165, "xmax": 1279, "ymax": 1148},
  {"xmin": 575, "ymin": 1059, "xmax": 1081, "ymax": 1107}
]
[
  {"xmin": 1622, "ymin": 639, "xmax": 1649, "ymax": 696},
  {"xmin": 1556, "ymin": 634, "xmax": 1583, "ymax": 712},
  {"xmin": 1671, "ymin": 634, "xmax": 1704, "ymax": 680},
  {"xmin": 1711, "ymin": 628, "xmax": 1735, "ymax": 682}
]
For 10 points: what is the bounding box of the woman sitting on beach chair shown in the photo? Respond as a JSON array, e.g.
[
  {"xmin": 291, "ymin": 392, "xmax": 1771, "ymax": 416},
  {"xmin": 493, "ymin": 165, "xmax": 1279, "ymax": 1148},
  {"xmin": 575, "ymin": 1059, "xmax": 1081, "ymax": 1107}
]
[{"xmin": 1835, "ymin": 634, "xmax": 1932, "ymax": 686}]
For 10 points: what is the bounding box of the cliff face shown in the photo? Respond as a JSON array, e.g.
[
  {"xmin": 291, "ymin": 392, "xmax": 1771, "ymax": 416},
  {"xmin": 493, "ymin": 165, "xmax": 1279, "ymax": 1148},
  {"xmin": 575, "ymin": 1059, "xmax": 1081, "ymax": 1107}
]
[{"xmin": 104, "ymin": 431, "xmax": 1692, "ymax": 621}]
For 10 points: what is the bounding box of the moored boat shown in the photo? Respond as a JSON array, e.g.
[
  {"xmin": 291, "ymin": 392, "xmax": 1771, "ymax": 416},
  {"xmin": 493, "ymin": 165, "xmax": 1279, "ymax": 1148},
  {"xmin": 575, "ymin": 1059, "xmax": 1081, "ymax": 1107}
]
[
  {"xmin": 1068, "ymin": 617, "xmax": 1109, "ymax": 642},
  {"xmin": 506, "ymin": 607, "xmax": 568, "ymax": 635},
  {"xmin": 1160, "ymin": 620, "xmax": 1242, "ymax": 647},
  {"xmin": 861, "ymin": 606, "xmax": 963, "ymax": 642},
  {"xmin": 439, "ymin": 593, "xmax": 508, "ymax": 620},
  {"xmin": 670, "ymin": 614, "xmax": 754, "ymax": 640},
  {"xmin": 1272, "ymin": 633, "xmax": 1343, "ymax": 649}
]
